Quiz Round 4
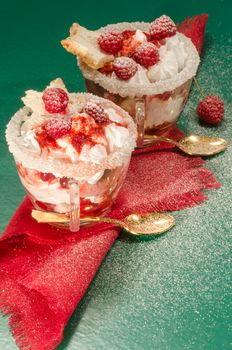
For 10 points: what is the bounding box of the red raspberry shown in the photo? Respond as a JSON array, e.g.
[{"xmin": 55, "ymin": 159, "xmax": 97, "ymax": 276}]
[
  {"xmin": 42, "ymin": 88, "xmax": 68, "ymax": 114},
  {"xmin": 150, "ymin": 15, "xmax": 177, "ymax": 40},
  {"xmin": 72, "ymin": 133, "xmax": 88, "ymax": 153},
  {"xmin": 44, "ymin": 118, "xmax": 71, "ymax": 139},
  {"xmin": 98, "ymin": 31, "xmax": 123, "ymax": 54},
  {"xmin": 84, "ymin": 102, "xmax": 108, "ymax": 125},
  {"xmin": 197, "ymin": 95, "xmax": 224, "ymax": 125},
  {"xmin": 40, "ymin": 172, "xmax": 55, "ymax": 182},
  {"xmin": 59, "ymin": 176, "xmax": 69, "ymax": 188},
  {"xmin": 113, "ymin": 57, "xmax": 137, "ymax": 80},
  {"xmin": 133, "ymin": 42, "xmax": 159, "ymax": 68}
]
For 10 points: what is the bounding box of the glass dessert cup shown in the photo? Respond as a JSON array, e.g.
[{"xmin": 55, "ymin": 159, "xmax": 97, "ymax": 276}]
[
  {"xmin": 85, "ymin": 78, "xmax": 193, "ymax": 146},
  {"xmin": 74, "ymin": 22, "xmax": 200, "ymax": 147},
  {"xmin": 6, "ymin": 81, "xmax": 137, "ymax": 232},
  {"xmin": 15, "ymin": 159, "xmax": 130, "ymax": 231}
]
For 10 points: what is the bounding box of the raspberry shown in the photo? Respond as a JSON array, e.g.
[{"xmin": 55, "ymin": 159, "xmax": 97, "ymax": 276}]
[
  {"xmin": 59, "ymin": 176, "xmax": 69, "ymax": 188},
  {"xmin": 196, "ymin": 95, "xmax": 224, "ymax": 125},
  {"xmin": 150, "ymin": 15, "xmax": 176, "ymax": 40},
  {"xmin": 133, "ymin": 42, "xmax": 159, "ymax": 68},
  {"xmin": 72, "ymin": 133, "xmax": 88, "ymax": 153},
  {"xmin": 40, "ymin": 172, "xmax": 55, "ymax": 182},
  {"xmin": 44, "ymin": 118, "xmax": 71, "ymax": 139},
  {"xmin": 42, "ymin": 88, "xmax": 68, "ymax": 114},
  {"xmin": 98, "ymin": 31, "xmax": 123, "ymax": 54},
  {"xmin": 84, "ymin": 102, "xmax": 108, "ymax": 125},
  {"xmin": 113, "ymin": 57, "xmax": 137, "ymax": 80}
]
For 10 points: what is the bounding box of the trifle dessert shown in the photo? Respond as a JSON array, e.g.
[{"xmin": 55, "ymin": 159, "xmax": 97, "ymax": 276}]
[
  {"xmin": 6, "ymin": 78, "xmax": 137, "ymax": 231},
  {"xmin": 61, "ymin": 15, "xmax": 200, "ymax": 146}
]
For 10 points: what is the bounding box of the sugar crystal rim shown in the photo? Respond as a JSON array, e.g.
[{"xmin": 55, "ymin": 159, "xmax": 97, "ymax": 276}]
[
  {"xmin": 6, "ymin": 93, "xmax": 137, "ymax": 180},
  {"xmin": 78, "ymin": 22, "xmax": 200, "ymax": 98}
]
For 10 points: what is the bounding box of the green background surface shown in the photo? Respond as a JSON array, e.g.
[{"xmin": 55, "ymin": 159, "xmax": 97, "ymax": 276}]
[{"xmin": 0, "ymin": 0, "xmax": 231, "ymax": 349}]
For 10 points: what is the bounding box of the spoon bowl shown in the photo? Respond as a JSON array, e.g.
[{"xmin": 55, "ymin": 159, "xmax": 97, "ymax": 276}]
[
  {"xmin": 123, "ymin": 213, "xmax": 175, "ymax": 236},
  {"xmin": 177, "ymin": 135, "xmax": 229, "ymax": 156},
  {"xmin": 144, "ymin": 134, "xmax": 228, "ymax": 156}
]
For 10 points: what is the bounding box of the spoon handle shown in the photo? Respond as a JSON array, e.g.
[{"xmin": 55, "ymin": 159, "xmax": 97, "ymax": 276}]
[
  {"xmin": 32, "ymin": 210, "xmax": 68, "ymax": 223},
  {"xmin": 31, "ymin": 210, "xmax": 124, "ymax": 228},
  {"xmin": 144, "ymin": 134, "xmax": 178, "ymax": 147}
]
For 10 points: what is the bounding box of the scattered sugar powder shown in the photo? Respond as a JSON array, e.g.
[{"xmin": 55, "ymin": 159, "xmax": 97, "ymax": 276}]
[{"xmin": 57, "ymin": 39, "xmax": 231, "ymax": 350}]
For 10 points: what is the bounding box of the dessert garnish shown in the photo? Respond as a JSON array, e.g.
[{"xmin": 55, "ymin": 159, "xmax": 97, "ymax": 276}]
[
  {"xmin": 113, "ymin": 57, "xmax": 137, "ymax": 80},
  {"xmin": 150, "ymin": 15, "xmax": 177, "ymax": 40},
  {"xmin": 133, "ymin": 42, "xmax": 159, "ymax": 68},
  {"xmin": 44, "ymin": 118, "xmax": 72, "ymax": 139},
  {"xmin": 84, "ymin": 101, "xmax": 108, "ymax": 125},
  {"xmin": 42, "ymin": 87, "xmax": 69, "ymax": 113},
  {"xmin": 98, "ymin": 31, "xmax": 123, "ymax": 54},
  {"xmin": 61, "ymin": 14, "xmax": 197, "ymax": 82}
]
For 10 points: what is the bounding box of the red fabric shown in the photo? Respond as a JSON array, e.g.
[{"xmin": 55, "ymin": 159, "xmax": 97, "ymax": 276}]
[
  {"xmin": 177, "ymin": 13, "xmax": 208, "ymax": 53},
  {"xmin": 0, "ymin": 15, "xmax": 213, "ymax": 350},
  {"xmin": 0, "ymin": 128, "xmax": 220, "ymax": 350}
]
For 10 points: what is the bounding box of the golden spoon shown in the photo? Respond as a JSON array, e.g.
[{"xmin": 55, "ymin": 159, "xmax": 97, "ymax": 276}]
[
  {"xmin": 31, "ymin": 210, "xmax": 175, "ymax": 237},
  {"xmin": 143, "ymin": 134, "xmax": 228, "ymax": 156}
]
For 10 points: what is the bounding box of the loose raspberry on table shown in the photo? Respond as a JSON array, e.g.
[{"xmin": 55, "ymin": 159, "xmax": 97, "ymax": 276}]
[
  {"xmin": 71, "ymin": 133, "xmax": 89, "ymax": 153},
  {"xmin": 150, "ymin": 15, "xmax": 177, "ymax": 40},
  {"xmin": 196, "ymin": 95, "xmax": 224, "ymax": 125},
  {"xmin": 84, "ymin": 102, "xmax": 108, "ymax": 125},
  {"xmin": 133, "ymin": 42, "xmax": 159, "ymax": 68},
  {"xmin": 113, "ymin": 57, "xmax": 137, "ymax": 80},
  {"xmin": 44, "ymin": 118, "xmax": 71, "ymax": 139},
  {"xmin": 98, "ymin": 31, "xmax": 123, "ymax": 54},
  {"xmin": 42, "ymin": 88, "xmax": 68, "ymax": 113}
]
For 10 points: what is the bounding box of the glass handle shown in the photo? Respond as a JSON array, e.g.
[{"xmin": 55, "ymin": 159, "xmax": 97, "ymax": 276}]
[
  {"xmin": 135, "ymin": 98, "xmax": 145, "ymax": 147},
  {"xmin": 69, "ymin": 178, "xmax": 80, "ymax": 232}
]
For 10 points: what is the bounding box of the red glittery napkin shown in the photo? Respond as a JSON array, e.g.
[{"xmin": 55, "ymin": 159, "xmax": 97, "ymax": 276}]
[{"xmin": 0, "ymin": 15, "xmax": 212, "ymax": 350}]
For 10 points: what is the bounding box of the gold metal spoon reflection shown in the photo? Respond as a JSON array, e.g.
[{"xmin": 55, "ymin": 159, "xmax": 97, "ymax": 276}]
[
  {"xmin": 32, "ymin": 210, "xmax": 175, "ymax": 236},
  {"xmin": 143, "ymin": 134, "xmax": 228, "ymax": 156}
]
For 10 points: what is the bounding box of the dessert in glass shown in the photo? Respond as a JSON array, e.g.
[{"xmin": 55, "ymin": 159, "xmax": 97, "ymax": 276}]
[
  {"xmin": 6, "ymin": 78, "xmax": 137, "ymax": 231},
  {"xmin": 61, "ymin": 15, "xmax": 200, "ymax": 146}
]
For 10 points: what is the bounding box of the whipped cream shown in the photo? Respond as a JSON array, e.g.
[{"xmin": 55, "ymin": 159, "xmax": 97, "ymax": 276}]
[
  {"xmin": 89, "ymin": 144, "xmax": 107, "ymax": 164},
  {"xmin": 56, "ymin": 138, "xmax": 79, "ymax": 163},
  {"xmin": 108, "ymin": 33, "xmax": 188, "ymax": 84},
  {"xmin": 148, "ymin": 36, "xmax": 188, "ymax": 82},
  {"xmin": 129, "ymin": 65, "xmax": 151, "ymax": 84},
  {"xmin": 105, "ymin": 108, "xmax": 123, "ymax": 123},
  {"xmin": 105, "ymin": 124, "xmax": 130, "ymax": 151},
  {"xmin": 134, "ymin": 29, "xmax": 147, "ymax": 43},
  {"xmin": 22, "ymin": 130, "xmax": 41, "ymax": 153}
]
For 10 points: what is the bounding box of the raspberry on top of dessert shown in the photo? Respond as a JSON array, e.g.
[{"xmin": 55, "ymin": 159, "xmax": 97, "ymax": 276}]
[
  {"xmin": 6, "ymin": 78, "xmax": 137, "ymax": 180},
  {"xmin": 61, "ymin": 15, "xmax": 200, "ymax": 97}
]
